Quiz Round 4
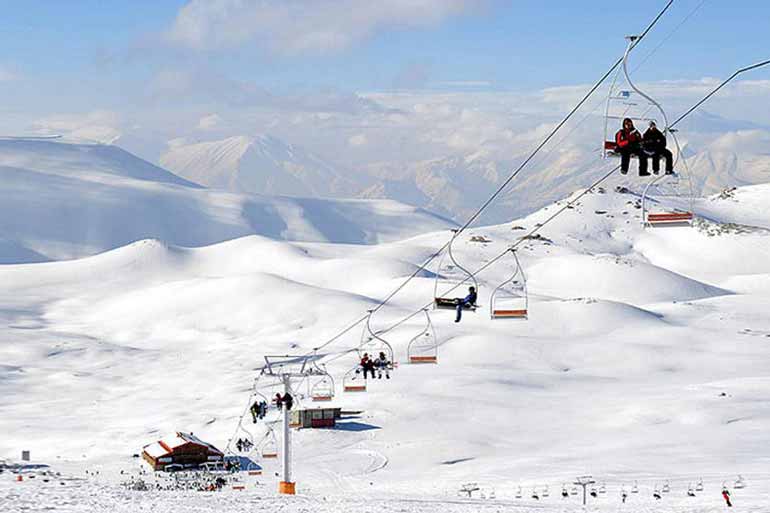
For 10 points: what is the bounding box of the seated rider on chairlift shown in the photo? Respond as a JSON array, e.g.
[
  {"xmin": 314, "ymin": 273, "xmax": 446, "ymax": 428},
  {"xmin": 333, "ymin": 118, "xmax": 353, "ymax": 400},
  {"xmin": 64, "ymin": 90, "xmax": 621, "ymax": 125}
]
[
  {"xmin": 615, "ymin": 118, "xmax": 650, "ymax": 176},
  {"xmin": 643, "ymin": 120, "xmax": 674, "ymax": 175},
  {"xmin": 374, "ymin": 351, "xmax": 391, "ymax": 379},
  {"xmin": 359, "ymin": 353, "xmax": 376, "ymax": 380},
  {"xmin": 454, "ymin": 286, "xmax": 478, "ymax": 323},
  {"xmin": 249, "ymin": 399, "xmax": 268, "ymax": 423},
  {"xmin": 273, "ymin": 392, "xmax": 293, "ymax": 411}
]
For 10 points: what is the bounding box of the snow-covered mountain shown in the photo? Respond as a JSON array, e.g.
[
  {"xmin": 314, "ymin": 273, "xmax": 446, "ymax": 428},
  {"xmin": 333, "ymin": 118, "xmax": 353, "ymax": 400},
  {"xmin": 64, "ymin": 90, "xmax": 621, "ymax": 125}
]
[
  {"xmin": 3, "ymin": 182, "xmax": 770, "ymax": 511},
  {"xmin": 0, "ymin": 138, "xmax": 454, "ymax": 263},
  {"xmin": 160, "ymin": 135, "xmax": 362, "ymax": 198}
]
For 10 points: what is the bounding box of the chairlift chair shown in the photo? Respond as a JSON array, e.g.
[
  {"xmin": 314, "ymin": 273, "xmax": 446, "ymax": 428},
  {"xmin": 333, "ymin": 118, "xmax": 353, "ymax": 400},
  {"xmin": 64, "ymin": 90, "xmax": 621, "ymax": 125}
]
[
  {"xmin": 662, "ymin": 481, "xmax": 670, "ymax": 493},
  {"xmin": 490, "ymin": 249, "xmax": 528, "ymax": 320},
  {"xmin": 359, "ymin": 311, "xmax": 396, "ymax": 368},
  {"xmin": 407, "ymin": 309, "xmax": 439, "ymax": 364},
  {"xmin": 434, "ymin": 230, "xmax": 479, "ymax": 311},
  {"xmin": 602, "ymin": 35, "xmax": 694, "ymax": 227},
  {"xmin": 734, "ymin": 475, "xmax": 746, "ymax": 489},
  {"xmin": 542, "ymin": 485, "xmax": 549, "ymax": 497},
  {"xmin": 631, "ymin": 481, "xmax": 639, "ymax": 493},
  {"xmin": 310, "ymin": 374, "xmax": 335, "ymax": 402},
  {"xmin": 259, "ymin": 429, "xmax": 278, "ymax": 459},
  {"xmin": 695, "ymin": 478, "xmax": 704, "ymax": 492},
  {"xmin": 342, "ymin": 365, "xmax": 367, "ymax": 393},
  {"xmin": 561, "ymin": 484, "xmax": 569, "ymax": 498},
  {"xmin": 515, "ymin": 486, "xmax": 523, "ymax": 499},
  {"xmin": 599, "ymin": 482, "xmax": 606, "ymax": 494}
]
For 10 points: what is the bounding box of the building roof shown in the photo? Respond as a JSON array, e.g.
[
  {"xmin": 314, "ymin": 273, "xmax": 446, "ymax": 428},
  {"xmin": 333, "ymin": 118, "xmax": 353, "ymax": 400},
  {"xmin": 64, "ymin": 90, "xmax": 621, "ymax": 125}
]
[{"xmin": 142, "ymin": 432, "xmax": 223, "ymax": 459}]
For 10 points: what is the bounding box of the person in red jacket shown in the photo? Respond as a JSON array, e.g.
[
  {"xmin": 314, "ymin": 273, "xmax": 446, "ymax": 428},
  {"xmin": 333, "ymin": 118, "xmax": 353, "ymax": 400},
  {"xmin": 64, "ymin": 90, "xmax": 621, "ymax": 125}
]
[
  {"xmin": 615, "ymin": 117, "xmax": 649, "ymax": 176},
  {"xmin": 722, "ymin": 487, "xmax": 732, "ymax": 507}
]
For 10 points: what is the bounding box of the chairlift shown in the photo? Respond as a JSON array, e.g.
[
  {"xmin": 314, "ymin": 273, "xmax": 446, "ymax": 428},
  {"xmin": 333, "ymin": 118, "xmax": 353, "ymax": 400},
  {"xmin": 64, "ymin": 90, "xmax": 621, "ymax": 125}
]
[
  {"xmin": 734, "ymin": 475, "xmax": 746, "ymax": 489},
  {"xmin": 515, "ymin": 485, "xmax": 522, "ymax": 499},
  {"xmin": 342, "ymin": 364, "xmax": 367, "ymax": 393},
  {"xmin": 662, "ymin": 480, "xmax": 670, "ymax": 493},
  {"xmin": 309, "ymin": 373, "xmax": 335, "ymax": 402},
  {"xmin": 599, "ymin": 482, "xmax": 606, "ymax": 494},
  {"xmin": 259, "ymin": 428, "xmax": 278, "ymax": 459},
  {"xmin": 434, "ymin": 230, "xmax": 479, "ymax": 311},
  {"xmin": 542, "ymin": 485, "xmax": 549, "ymax": 498},
  {"xmin": 687, "ymin": 483, "xmax": 696, "ymax": 497},
  {"xmin": 531, "ymin": 488, "xmax": 540, "ymax": 500},
  {"xmin": 359, "ymin": 310, "xmax": 395, "ymax": 367},
  {"xmin": 603, "ymin": 35, "xmax": 694, "ymax": 228},
  {"xmin": 589, "ymin": 486, "xmax": 598, "ymax": 498},
  {"xmin": 407, "ymin": 309, "xmax": 439, "ymax": 364},
  {"xmin": 631, "ymin": 481, "xmax": 639, "ymax": 493},
  {"xmin": 489, "ymin": 249, "xmax": 528, "ymax": 320},
  {"xmin": 561, "ymin": 484, "xmax": 569, "ymax": 498},
  {"xmin": 695, "ymin": 478, "xmax": 704, "ymax": 492},
  {"xmin": 570, "ymin": 485, "xmax": 579, "ymax": 496}
]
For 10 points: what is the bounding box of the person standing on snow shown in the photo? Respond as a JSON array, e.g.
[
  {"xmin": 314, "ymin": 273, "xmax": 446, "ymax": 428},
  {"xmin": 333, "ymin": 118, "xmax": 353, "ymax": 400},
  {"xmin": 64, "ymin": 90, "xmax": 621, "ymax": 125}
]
[
  {"xmin": 643, "ymin": 120, "xmax": 674, "ymax": 175},
  {"xmin": 615, "ymin": 117, "xmax": 649, "ymax": 176},
  {"xmin": 454, "ymin": 286, "xmax": 478, "ymax": 323},
  {"xmin": 722, "ymin": 487, "xmax": 732, "ymax": 507}
]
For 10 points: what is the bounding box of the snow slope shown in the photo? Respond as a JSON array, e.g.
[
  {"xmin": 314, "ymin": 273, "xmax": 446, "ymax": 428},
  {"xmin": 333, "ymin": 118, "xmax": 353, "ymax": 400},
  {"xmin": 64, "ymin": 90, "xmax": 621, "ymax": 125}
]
[
  {"xmin": 160, "ymin": 135, "xmax": 361, "ymax": 197},
  {"xmin": 0, "ymin": 138, "xmax": 453, "ymax": 262},
  {"xmin": 2, "ymin": 183, "xmax": 770, "ymax": 512}
]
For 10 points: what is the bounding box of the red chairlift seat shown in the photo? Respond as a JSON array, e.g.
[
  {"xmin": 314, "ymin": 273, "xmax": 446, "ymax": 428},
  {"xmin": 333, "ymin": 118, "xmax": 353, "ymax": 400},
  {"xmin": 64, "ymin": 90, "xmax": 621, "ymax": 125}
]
[{"xmin": 646, "ymin": 211, "xmax": 693, "ymax": 225}]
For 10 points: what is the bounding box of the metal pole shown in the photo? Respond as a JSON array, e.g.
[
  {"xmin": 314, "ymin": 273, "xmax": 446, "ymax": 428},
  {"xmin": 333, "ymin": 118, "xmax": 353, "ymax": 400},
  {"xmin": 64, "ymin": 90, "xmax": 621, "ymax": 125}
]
[{"xmin": 279, "ymin": 374, "xmax": 295, "ymax": 494}]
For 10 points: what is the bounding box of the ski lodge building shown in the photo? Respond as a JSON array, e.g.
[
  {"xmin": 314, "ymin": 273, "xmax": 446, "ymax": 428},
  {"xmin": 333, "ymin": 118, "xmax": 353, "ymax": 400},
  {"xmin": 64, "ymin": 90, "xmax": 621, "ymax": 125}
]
[{"xmin": 142, "ymin": 432, "xmax": 223, "ymax": 471}]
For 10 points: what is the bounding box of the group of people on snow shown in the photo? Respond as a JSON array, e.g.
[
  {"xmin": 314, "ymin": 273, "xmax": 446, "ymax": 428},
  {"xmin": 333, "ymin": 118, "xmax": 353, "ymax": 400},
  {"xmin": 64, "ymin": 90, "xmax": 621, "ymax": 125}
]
[
  {"xmin": 355, "ymin": 351, "xmax": 392, "ymax": 380},
  {"xmin": 614, "ymin": 118, "xmax": 674, "ymax": 176}
]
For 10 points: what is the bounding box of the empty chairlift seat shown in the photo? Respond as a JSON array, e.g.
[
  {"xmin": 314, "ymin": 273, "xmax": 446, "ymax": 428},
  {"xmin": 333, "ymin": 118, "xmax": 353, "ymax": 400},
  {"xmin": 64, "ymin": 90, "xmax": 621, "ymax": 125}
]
[
  {"xmin": 407, "ymin": 309, "xmax": 439, "ymax": 364},
  {"xmin": 490, "ymin": 249, "xmax": 528, "ymax": 320}
]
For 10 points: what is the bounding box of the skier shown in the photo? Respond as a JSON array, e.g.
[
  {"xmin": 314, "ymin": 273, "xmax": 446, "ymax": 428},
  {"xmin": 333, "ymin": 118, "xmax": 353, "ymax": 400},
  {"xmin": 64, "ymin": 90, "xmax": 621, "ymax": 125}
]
[
  {"xmin": 643, "ymin": 120, "xmax": 674, "ymax": 175},
  {"xmin": 374, "ymin": 351, "xmax": 391, "ymax": 379},
  {"xmin": 454, "ymin": 286, "xmax": 478, "ymax": 323},
  {"xmin": 615, "ymin": 118, "xmax": 649, "ymax": 176},
  {"xmin": 722, "ymin": 487, "xmax": 732, "ymax": 507}
]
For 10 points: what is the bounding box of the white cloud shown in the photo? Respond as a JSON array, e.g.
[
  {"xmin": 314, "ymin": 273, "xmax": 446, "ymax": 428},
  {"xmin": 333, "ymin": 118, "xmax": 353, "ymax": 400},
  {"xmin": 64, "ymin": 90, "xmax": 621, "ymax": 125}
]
[
  {"xmin": 0, "ymin": 64, "xmax": 20, "ymax": 82},
  {"xmin": 167, "ymin": 0, "xmax": 484, "ymax": 55},
  {"xmin": 32, "ymin": 110, "xmax": 122, "ymax": 144},
  {"xmin": 197, "ymin": 113, "xmax": 223, "ymax": 130},
  {"xmin": 348, "ymin": 134, "xmax": 367, "ymax": 147}
]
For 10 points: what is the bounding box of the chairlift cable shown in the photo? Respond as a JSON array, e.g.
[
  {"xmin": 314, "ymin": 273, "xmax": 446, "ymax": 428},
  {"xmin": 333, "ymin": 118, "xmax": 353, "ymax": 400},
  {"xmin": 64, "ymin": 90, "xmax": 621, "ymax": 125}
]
[{"xmin": 244, "ymin": 1, "xmax": 678, "ymax": 376}]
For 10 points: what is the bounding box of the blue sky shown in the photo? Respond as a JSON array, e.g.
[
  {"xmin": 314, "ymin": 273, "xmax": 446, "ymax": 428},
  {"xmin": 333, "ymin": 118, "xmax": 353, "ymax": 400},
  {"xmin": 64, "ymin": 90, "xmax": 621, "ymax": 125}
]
[
  {"xmin": 0, "ymin": 0, "xmax": 768, "ymax": 164},
  {"xmin": 2, "ymin": 0, "xmax": 768, "ymax": 94}
]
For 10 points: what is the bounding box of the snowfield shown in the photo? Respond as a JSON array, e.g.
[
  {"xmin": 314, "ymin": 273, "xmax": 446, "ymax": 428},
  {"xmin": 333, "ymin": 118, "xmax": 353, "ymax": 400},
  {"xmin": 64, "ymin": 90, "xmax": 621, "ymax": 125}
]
[{"xmin": 2, "ymin": 171, "xmax": 770, "ymax": 511}]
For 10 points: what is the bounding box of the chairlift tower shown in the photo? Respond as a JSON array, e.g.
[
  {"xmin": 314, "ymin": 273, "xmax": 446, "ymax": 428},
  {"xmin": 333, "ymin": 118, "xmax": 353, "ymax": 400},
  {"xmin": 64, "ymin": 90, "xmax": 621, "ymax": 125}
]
[
  {"xmin": 263, "ymin": 354, "xmax": 327, "ymax": 495},
  {"xmin": 573, "ymin": 475, "xmax": 596, "ymax": 506}
]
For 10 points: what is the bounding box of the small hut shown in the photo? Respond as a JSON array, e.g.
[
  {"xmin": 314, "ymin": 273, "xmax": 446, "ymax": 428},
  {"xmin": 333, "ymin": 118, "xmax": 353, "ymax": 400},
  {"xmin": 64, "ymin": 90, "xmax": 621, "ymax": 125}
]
[{"xmin": 142, "ymin": 432, "xmax": 223, "ymax": 471}]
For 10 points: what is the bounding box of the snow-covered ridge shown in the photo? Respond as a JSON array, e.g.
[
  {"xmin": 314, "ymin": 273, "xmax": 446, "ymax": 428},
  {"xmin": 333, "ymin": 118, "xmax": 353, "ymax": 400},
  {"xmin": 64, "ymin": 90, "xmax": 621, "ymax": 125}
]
[{"xmin": 0, "ymin": 139, "xmax": 454, "ymax": 263}]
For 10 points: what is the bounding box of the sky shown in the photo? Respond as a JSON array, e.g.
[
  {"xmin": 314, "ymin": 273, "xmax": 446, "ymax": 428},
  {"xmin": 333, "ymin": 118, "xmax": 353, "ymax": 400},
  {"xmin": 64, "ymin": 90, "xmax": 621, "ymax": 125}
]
[{"xmin": 0, "ymin": 0, "xmax": 768, "ymax": 165}]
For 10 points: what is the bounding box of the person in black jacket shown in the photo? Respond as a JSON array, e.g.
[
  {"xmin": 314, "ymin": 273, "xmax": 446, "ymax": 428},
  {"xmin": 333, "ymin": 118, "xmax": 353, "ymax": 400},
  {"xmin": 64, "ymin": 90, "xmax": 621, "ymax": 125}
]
[
  {"xmin": 454, "ymin": 286, "xmax": 478, "ymax": 323},
  {"xmin": 643, "ymin": 121, "xmax": 674, "ymax": 175}
]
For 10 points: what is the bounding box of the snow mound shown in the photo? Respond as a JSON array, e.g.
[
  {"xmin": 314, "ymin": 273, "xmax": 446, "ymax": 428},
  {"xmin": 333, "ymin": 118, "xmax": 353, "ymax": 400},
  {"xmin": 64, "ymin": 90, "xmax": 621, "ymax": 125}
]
[{"xmin": 527, "ymin": 254, "xmax": 727, "ymax": 305}]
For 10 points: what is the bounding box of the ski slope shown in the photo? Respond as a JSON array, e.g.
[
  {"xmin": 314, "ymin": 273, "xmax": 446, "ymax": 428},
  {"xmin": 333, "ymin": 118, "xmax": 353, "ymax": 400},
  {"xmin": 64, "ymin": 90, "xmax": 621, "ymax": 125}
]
[{"xmin": 2, "ymin": 182, "xmax": 770, "ymax": 512}]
